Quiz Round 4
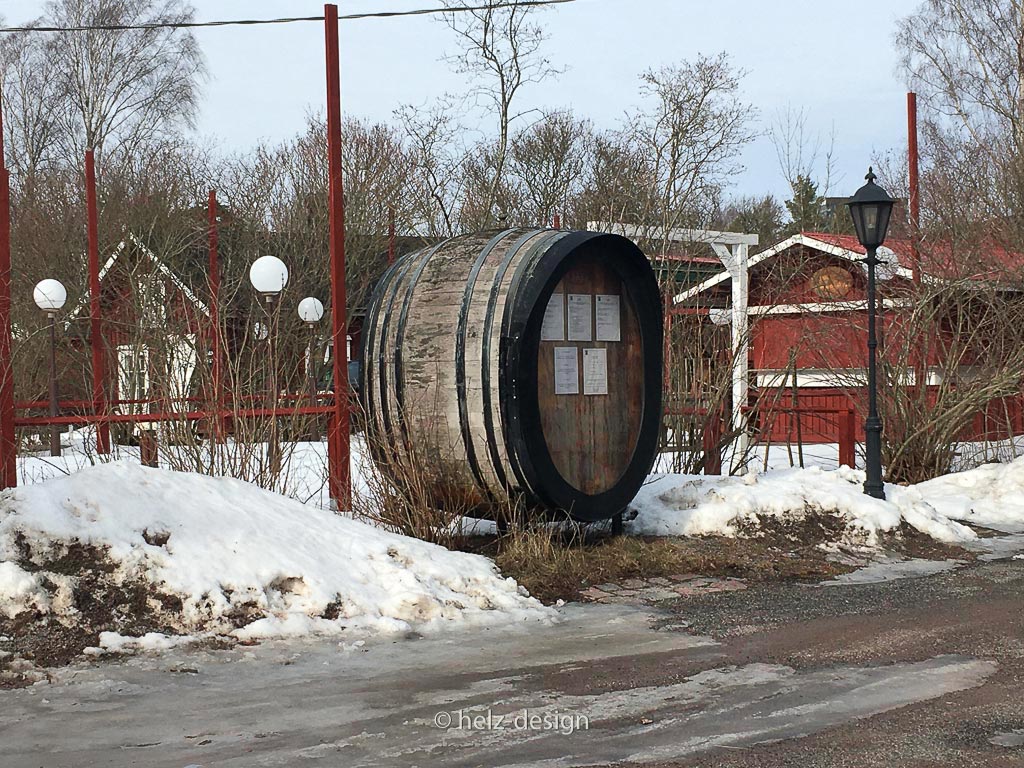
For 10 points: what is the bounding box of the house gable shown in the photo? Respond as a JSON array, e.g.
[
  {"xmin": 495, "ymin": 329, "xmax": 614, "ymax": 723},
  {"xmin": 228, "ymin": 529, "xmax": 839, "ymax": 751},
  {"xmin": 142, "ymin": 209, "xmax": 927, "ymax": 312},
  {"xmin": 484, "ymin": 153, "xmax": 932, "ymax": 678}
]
[{"xmin": 67, "ymin": 232, "xmax": 209, "ymax": 324}]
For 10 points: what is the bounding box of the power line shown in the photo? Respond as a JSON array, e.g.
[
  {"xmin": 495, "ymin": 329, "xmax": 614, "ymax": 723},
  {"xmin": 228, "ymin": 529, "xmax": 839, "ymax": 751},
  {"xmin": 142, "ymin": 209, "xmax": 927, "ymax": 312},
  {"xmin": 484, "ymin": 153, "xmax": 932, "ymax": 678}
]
[{"xmin": 0, "ymin": 0, "xmax": 578, "ymax": 33}]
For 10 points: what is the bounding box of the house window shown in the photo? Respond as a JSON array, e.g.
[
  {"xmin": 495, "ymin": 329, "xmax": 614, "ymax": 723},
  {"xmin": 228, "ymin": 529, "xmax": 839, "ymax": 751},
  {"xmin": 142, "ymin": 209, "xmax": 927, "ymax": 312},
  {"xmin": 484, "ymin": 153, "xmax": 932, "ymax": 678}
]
[{"xmin": 117, "ymin": 344, "xmax": 150, "ymax": 412}]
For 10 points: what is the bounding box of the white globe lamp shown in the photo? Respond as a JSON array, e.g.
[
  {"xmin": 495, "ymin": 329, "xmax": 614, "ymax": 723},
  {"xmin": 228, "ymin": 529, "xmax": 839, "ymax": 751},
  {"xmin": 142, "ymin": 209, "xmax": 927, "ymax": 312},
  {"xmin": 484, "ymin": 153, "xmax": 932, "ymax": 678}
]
[
  {"xmin": 33, "ymin": 279, "xmax": 67, "ymax": 315},
  {"xmin": 248, "ymin": 255, "xmax": 289, "ymax": 297},
  {"xmin": 298, "ymin": 297, "xmax": 324, "ymax": 324}
]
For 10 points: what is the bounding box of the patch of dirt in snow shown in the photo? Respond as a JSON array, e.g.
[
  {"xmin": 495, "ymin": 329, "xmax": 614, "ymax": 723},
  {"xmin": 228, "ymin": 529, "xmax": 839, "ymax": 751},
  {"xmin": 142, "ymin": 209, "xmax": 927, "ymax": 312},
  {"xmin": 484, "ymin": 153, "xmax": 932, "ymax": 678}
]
[
  {"xmin": 480, "ymin": 511, "xmax": 977, "ymax": 605},
  {"xmin": 883, "ymin": 523, "xmax": 977, "ymax": 563},
  {"xmin": 485, "ymin": 528, "xmax": 858, "ymax": 605},
  {"xmin": 736, "ymin": 512, "xmax": 974, "ymax": 565},
  {"xmin": 734, "ymin": 507, "xmax": 853, "ymax": 544},
  {"xmin": 0, "ymin": 538, "xmax": 185, "ymax": 687}
]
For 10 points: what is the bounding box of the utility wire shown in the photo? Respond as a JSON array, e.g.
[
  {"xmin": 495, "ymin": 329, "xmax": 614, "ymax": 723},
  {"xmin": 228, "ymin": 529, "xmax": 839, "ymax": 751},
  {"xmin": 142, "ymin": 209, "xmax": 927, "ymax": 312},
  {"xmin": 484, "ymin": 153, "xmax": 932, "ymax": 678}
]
[{"xmin": 0, "ymin": 0, "xmax": 578, "ymax": 33}]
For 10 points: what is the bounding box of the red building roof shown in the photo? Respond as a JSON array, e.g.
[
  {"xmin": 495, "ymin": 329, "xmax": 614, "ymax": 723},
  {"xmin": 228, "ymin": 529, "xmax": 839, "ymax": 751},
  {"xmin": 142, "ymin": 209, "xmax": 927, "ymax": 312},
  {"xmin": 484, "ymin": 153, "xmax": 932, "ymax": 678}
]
[{"xmin": 804, "ymin": 231, "xmax": 1024, "ymax": 282}]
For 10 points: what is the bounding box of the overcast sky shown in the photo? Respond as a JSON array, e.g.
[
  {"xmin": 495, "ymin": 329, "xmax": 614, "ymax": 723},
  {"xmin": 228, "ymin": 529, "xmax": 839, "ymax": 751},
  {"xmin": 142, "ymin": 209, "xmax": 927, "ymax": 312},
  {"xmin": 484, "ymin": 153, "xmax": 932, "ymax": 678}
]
[{"xmin": 3, "ymin": 0, "xmax": 921, "ymax": 203}]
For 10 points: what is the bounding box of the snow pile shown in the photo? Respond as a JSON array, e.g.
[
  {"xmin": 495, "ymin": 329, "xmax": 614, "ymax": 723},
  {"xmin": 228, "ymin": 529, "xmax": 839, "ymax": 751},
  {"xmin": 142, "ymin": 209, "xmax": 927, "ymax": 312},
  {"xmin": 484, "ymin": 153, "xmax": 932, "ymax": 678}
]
[
  {"xmin": 630, "ymin": 465, "xmax": 982, "ymax": 544},
  {"xmin": 913, "ymin": 456, "xmax": 1024, "ymax": 533},
  {"xmin": 0, "ymin": 462, "xmax": 553, "ymax": 642}
]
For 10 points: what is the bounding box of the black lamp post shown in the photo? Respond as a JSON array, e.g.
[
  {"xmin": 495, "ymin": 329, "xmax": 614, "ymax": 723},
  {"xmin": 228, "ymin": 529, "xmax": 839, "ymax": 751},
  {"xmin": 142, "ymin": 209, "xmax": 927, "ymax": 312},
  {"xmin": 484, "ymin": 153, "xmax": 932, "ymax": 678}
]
[{"xmin": 846, "ymin": 167, "xmax": 895, "ymax": 499}]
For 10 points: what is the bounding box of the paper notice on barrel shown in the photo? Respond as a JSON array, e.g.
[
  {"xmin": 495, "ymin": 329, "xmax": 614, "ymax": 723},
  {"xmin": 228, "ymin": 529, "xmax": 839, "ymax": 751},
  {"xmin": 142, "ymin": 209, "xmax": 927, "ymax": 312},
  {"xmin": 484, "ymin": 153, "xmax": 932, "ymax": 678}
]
[
  {"xmin": 554, "ymin": 347, "xmax": 579, "ymax": 395},
  {"xmin": 595, "ymin": 294, "xmax": 621, "ymax": 341},
  {"xmin": 567, "ymin": 294, "xmax": 592, "ymax": 341},
  {"xmin": 583, "ymin": 348, "xmax": 608, "ymax": 395},
  {"xmin": 541, "ymin": 293, "xmax": 564, "ymax": 341}
]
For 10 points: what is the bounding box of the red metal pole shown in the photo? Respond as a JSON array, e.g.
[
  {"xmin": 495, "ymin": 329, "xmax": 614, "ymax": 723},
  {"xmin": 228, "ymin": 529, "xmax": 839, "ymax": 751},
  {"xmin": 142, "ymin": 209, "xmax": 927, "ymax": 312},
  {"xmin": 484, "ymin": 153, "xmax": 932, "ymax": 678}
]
[
  {"xmin": 0, "ymin": 93, "xmax": 14, "ymax": 488},
  {"xmin": 208, "ymin": 189, "xmax": 225, "ymax": 442},
  {"xmin": 907, "ymin": 93, "xmax": 921, "ymax": 285},
  {"xmin": 325, "ymin": 3, "xmax": 351, "ymax": 510},
  {"xmin": 839, "ymin": 408, "xmax": 855, "ymax": 469},
  {"xmin": 86, "ymin": 151, "xmax": 110, "ymax": 454},
  {"xmin": 387, "ymin": 205, "xmax": 395, "ymax": 266},
  {"xmin": 908, "ymin": 92, "xmax": 927, "ymax": 399}
]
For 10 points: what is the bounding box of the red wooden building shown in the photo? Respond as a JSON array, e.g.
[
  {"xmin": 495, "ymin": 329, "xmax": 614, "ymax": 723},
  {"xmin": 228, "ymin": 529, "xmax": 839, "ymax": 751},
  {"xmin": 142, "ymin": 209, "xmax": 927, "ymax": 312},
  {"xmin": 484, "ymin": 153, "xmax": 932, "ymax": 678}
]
[
  {"xmin": 674, "ymin": 231, "xmax": 1024, "ymax": 445},
  {"xmin": 63, "ymin": 234, "xmax": 210, "ymax": 413},
  {"xmin": 60, "ymin": 235, "xmax": 355, "ymax": 431}
]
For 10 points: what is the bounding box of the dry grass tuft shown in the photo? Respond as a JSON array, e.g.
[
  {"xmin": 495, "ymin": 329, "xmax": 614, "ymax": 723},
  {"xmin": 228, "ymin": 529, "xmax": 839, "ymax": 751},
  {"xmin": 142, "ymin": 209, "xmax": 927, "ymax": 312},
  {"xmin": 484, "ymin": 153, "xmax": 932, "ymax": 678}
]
[{"xmin": 481, "ymin": 524, "xmax": 850, "ymax": 604}]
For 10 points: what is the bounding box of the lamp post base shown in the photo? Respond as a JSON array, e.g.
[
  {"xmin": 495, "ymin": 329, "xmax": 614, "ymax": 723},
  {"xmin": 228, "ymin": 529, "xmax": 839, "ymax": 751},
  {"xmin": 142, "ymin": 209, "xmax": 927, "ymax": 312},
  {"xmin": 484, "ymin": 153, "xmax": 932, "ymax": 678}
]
[{"xmin": 863, "ymin": 479, "xmax": 886, "ymax": 499}]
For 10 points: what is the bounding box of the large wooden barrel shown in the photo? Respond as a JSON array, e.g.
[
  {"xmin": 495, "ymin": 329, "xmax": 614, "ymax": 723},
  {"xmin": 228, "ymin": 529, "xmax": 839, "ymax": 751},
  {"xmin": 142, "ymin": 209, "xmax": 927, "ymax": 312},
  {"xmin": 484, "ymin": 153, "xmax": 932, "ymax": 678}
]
[{"xmin": 361, "ymin": 228, "xmax": 662, "ymax": 522}]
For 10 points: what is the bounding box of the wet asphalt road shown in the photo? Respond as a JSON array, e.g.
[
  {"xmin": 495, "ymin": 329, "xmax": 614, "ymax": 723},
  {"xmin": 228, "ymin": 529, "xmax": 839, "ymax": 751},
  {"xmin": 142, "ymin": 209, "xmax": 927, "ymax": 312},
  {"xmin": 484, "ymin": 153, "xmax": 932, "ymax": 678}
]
[{"xmin": 1, "ymin": 556, "xmax": 1023, "ymax": 767}]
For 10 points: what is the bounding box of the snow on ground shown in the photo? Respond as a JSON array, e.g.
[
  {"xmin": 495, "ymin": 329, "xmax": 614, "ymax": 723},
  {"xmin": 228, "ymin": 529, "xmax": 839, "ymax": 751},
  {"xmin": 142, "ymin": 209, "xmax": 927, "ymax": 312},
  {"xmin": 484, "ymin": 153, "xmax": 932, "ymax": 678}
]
[
  {"xmin": 17, "ymin": 428, "xmax": 377, "ymax": 511},
  {"xmin": 0, "ymin": 462, "xmax": 553, "ymax": 645},
  {"xmin": 628, "ymin": 460, "xmax": 1024, "ymax": 545},
  {"xmin": 0, "ymin": 561, "xmax": 47, "ymax": 618},
  {"xmin": 657, "ymin": 436, "xmax": 1024, "ymax": 476},
  {"xmin": 819, "ymin": 557, "xmax": 964, "ymax": 586},
  {"xmin": 913, "ymin": 457, "xmax": 1024, "ymax": 533}
]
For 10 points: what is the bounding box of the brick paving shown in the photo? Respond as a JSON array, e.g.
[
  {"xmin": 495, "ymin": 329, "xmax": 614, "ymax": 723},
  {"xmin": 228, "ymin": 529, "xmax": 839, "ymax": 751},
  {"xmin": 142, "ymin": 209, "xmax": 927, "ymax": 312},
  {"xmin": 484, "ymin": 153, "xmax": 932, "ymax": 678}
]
[{"xmin": 579, "ymin": 574, "xmax": 748, "ymax": 604}]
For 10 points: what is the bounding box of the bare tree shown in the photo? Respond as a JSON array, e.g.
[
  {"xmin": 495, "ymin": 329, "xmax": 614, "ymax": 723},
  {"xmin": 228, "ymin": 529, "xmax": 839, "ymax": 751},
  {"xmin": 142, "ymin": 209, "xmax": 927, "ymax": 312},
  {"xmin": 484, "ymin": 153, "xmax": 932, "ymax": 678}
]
[
  {"xmin": 0, "ymin": 28, "xmax": 62, "ymax": 178},
  {"xmin": 715, "ymin": 194, "xmax": 785, "ymax": 250},
  {"xmin": 896, "ymin": 0, "xmax": 1024, "ymax": 240},
  {"xmin": 221, "ymin": 114, "xmax": 419, "ymax": 316},
  {"xmin": 458, "ymin": 139, "xmax": 523, "ymax": 229},
  {"xmin": 597, "ymin": 53, "xmax": 754, "ymax": 259},
  {"xmin": 898, "ymin": 0, "xmax": 1024, "ymax": 154},
  {"xmin": 770, "ymin": 105, "xmax": 840, "ymax": 194},
  {"xmin": 508, "ymin": 111, "xmax": 591, "ymax": 226},
  {"xmin": 574, "ymin": 131, "xmax": 651, "ymax": 229},
  {"xmin": 34, "ymin": 0, "xmax": 205, "ymax": 165},
  {"xmin": 441, "ymin": 0, "xmax": 559, "ymax": 228},
  {"xmin": 395, "ymin": 100, "xmax": 465, "ymax": 238}
]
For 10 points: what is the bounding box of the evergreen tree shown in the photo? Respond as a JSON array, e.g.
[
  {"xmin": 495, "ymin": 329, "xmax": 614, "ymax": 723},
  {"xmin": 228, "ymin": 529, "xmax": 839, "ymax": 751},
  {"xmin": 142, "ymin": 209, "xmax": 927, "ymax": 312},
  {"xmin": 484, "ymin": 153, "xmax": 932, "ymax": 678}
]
[
  {"xmin": 717, "ymin": 195, "xmax": 785, "ymax": 251},
  {"xmin": 784, "ymin": 174, "xmax": 830, "ymax": 235}
]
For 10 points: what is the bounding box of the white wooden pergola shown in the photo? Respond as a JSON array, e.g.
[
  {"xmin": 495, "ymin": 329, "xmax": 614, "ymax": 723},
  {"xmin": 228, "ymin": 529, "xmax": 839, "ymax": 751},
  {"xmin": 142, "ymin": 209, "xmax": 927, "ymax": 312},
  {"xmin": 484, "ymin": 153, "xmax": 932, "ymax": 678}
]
[{"xmin": 588, "ymin": 222, "xmax": 759, "ymax": 469}]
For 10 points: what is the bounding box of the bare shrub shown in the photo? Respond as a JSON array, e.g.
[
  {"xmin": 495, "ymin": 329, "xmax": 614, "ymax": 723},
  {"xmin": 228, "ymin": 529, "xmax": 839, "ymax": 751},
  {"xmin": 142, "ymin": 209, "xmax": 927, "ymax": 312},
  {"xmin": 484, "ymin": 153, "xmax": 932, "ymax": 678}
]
[{"xmin": 353, "ymin": 415, "xmax": 493, "ymax": 549}]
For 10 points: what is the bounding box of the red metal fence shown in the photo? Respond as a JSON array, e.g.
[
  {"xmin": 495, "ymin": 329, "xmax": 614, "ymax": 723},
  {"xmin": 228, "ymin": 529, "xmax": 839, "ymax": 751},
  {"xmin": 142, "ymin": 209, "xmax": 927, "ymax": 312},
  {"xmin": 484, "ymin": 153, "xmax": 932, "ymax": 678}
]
[{"xmin": 664, "ymin": 403, "xmax": 857, "ymax": 474}]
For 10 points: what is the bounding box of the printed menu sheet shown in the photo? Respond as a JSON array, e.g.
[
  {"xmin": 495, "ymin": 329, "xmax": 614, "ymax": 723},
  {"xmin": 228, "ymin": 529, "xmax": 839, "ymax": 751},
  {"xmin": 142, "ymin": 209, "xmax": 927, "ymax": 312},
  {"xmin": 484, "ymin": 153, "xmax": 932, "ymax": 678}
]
[
  {"xmin": 553, "ymin": 347, "xmax": 579, "ymax": 395},
  {"xmin": 583, "ymin": 348, "xmax": 609, "ymax": 395},
  {"xmin": 567, "ymin": 293, "xmax": 592, "ymax": 341},
  {"xmin": 540, "ymin": 293, "xmax": 564, "ymax": 341},
  {"xmin": 595, "ymin": 294, "xmax": 621, "ymax": 341}
]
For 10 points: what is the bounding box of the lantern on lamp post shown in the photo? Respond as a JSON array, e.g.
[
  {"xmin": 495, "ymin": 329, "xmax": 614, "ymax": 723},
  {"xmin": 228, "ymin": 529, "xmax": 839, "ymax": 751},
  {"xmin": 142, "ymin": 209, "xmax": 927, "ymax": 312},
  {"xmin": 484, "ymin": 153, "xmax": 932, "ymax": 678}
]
[
  {"xmin": 33, "ymin": 279, "xmax": 67, "ymax": 457},
  {"xmin": 249, "ymin": 256, "xmax": 289, "ymax": 473},
  {"xmin": 846, "ymin": 167, "xmax": 896, "ymax": 500},
  {"xmin": 298, "ymin": 297, "xmax": 324, "ymax": 441}
]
